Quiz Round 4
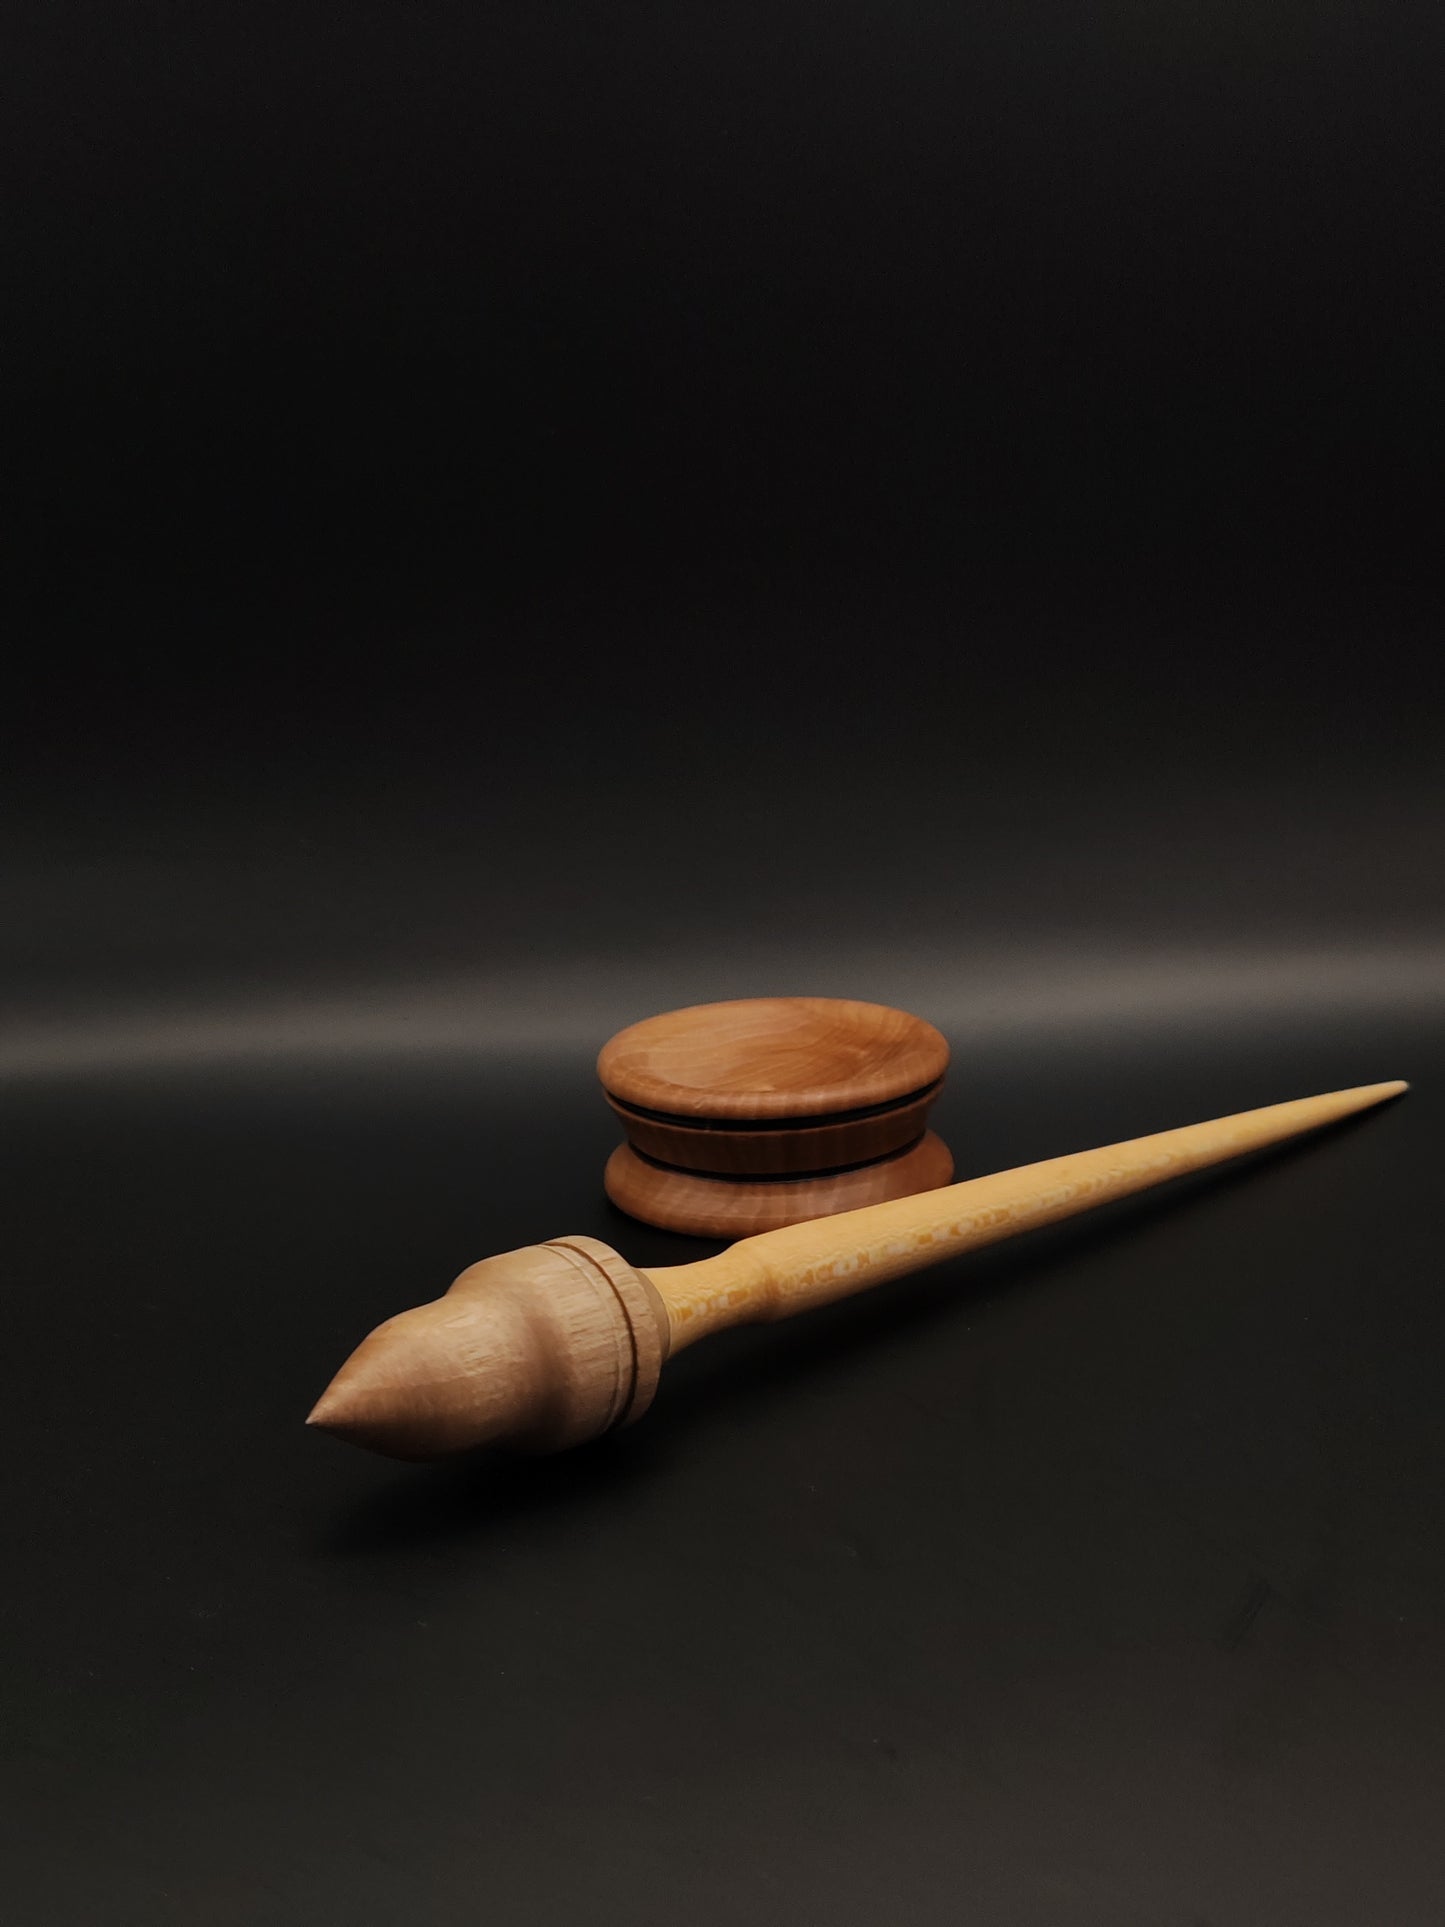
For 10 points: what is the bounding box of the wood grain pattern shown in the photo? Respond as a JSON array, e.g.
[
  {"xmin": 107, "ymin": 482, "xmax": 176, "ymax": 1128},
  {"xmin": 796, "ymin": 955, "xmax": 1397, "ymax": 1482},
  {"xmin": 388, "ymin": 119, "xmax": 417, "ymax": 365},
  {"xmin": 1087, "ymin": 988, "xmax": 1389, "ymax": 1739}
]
[
  {"xmin": 597, "ymin": 997, "xmax": 949, "ymax": 1120},
  {"xmin": 603, "ymin": 1082, "xmax": 942, "ymax": 1175},
  {"xmin": 603, "ymin": 1131, "xmax": 955, "ymax": 1236},
  {"xmin": 598, "ymin": 997, "xmax": 952, "ymax": 1231},
  {"xmin": 309, "ymin": 1080, "xmax": 1406, "ymax": 1460},
  {"xmin": 306, "ymin": 1237, "xmax": 667, "ymax": 1460},
  {"xmin": 644, "ymin": 1081, "xmax": 1407, "ymax": 1353}
]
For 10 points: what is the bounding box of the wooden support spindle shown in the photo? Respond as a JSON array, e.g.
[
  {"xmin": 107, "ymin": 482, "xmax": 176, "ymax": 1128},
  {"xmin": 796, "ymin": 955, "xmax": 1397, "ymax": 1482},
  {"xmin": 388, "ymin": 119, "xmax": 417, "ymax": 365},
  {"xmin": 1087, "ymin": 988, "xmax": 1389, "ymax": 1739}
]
[{"xmin": 308, "ymin": 1080, "xmax": 1406, "ymax": 1461}]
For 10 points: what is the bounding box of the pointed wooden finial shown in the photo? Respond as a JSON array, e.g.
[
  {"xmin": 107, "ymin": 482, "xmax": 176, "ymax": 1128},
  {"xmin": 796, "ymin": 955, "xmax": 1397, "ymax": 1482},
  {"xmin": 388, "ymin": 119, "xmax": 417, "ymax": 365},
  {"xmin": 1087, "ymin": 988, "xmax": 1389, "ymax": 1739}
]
[{"xmin": 307, "ymin": 1237, "xmax": 667, "ymax": 1459}]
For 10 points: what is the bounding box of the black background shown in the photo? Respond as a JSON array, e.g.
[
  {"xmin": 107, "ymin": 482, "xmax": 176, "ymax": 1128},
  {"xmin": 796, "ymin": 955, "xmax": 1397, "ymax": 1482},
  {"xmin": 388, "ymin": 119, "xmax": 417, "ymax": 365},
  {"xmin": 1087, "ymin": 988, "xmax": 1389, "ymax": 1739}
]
[{"xmin": 4, "ymin": 4, "xmax": 1443, "ymax": 1921}]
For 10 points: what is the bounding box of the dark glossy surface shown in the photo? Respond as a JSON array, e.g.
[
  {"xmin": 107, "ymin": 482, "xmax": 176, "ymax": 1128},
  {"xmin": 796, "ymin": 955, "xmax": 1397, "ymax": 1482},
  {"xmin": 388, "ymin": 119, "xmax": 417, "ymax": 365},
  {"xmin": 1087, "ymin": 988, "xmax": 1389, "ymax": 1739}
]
[{"xmin": 4, "ymin": 1020, "xmax": 1442, "ymax": 1925}]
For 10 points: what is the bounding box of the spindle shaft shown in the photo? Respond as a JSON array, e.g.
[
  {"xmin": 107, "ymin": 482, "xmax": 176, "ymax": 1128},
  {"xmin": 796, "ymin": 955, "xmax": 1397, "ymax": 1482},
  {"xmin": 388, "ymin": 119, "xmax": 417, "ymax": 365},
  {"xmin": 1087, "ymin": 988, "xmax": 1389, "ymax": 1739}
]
[
  {"xmin": 308, "ymin": 1080, "xmax": 1405, "ymax": 1461},
  {"xmin": 646, "ymin": 1082, "xmax": 1405, "ymax": 1350}
]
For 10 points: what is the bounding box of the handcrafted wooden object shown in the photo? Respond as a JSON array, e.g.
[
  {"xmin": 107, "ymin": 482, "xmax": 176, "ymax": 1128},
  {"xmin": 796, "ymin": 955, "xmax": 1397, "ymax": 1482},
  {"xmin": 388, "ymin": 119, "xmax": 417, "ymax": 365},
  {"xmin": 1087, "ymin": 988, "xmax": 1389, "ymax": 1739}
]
[
  {"xmin": 308, "ymin": 1080, "xmax": 1406, "ymax": 1462},
  {"xmin": 598, "ymin": 997, "xmax": 953, "ymax": 1235}
]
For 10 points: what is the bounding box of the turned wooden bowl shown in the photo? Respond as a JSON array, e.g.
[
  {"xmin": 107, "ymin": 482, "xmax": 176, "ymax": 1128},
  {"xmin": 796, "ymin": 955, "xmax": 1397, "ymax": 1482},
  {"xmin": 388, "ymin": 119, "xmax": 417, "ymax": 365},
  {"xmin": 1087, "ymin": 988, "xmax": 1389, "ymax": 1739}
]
[{"xmin": 597, "ymin": 997, "xmax": 953, "ymax": 1236}]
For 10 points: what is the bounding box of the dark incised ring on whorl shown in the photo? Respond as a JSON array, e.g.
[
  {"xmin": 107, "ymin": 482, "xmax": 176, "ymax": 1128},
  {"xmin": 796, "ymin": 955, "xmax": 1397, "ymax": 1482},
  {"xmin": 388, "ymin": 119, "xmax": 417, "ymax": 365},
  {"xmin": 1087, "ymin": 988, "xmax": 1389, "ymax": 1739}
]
[{"xmin": 597, "ymin": 996, "xmax": 953, "ymax": 1238}]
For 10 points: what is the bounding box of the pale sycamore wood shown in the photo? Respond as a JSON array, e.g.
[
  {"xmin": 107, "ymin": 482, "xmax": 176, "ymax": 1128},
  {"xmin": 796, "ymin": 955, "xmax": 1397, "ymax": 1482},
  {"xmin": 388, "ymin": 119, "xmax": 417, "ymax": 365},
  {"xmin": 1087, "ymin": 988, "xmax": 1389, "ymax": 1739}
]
[
  {"xmin": 309, "ymin": 1080, "xmax": 1405, "ymax": 1461},
  {"xmin": 645, "ymin": 1082, "xmax": 1407, "ymax": 1353}
]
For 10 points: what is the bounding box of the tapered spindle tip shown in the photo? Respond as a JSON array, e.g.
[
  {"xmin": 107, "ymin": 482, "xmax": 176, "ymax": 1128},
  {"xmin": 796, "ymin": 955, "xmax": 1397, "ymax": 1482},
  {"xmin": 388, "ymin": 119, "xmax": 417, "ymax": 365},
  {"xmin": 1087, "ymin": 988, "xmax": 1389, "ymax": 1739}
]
[
  {"xmin": 305, "ymin": 1307, "xmax": 498, "ymax": 1458},
  {"xmin": 306, "ymin": 1383, "xmax": 370, "ymax": 1436},
  {"xmin": 1349, "ymin": 1079, "xmax": 1408, "ymax": 1105},
  {"xmin": 307, "ymin": 1239, "xmax": 669, "ymax": 1460}
]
